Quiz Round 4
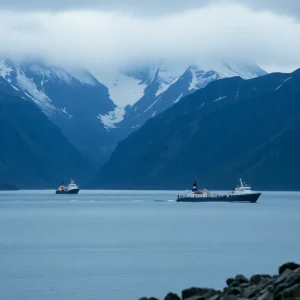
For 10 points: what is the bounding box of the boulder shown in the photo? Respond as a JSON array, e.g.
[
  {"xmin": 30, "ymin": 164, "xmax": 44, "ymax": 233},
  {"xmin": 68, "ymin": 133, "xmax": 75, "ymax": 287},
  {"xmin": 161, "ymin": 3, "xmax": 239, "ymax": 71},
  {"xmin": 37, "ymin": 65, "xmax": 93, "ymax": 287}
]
[
  {"xmin": 239, "ymin": 283, "xmax": 251, "ymax": 289},
  {"xmin": 235, "ymin": 275, "xmax": 249, "ymax": 284},
  {"xmin": 243, "ymin": 285, "xmax": 261, "ymax": 298},
  {"xmin": 182, "ymin": 288, "xmax": 205, "ymax": 300},
  {"xmin": 274, "ymin": 269, "xmax": 293, "ymax": 286},
  {"xmin": 229, "ymin": 281, "xmax": 240, "ymax": 288},
  {"xmin": 226, "ymin": 288, "xmax": 242, "ymax": 296},
  {"xmin": 257, "ymin": 291, "xmax": 273, "ymax": 300},
  {"xmin": 184, "ymin": 297, "xmax": 205, "ymax": 300},
  {"xmin": 279, "ymin": 262, "xmax": 300, "ymax": 275},
  {"xmin": 281, "ymin": 283, "xmax": 300, "ymax": 300},
  {"xmin": 226, "ymin": 278, "xmax": 235, "ymax": 286},
  {"xmin": 250, "ymin": 275, "xmax": 263, "ymax": 285},
  {"xmin": 165, "ymin": 293, "xmax": 181, "ymax": 300}
]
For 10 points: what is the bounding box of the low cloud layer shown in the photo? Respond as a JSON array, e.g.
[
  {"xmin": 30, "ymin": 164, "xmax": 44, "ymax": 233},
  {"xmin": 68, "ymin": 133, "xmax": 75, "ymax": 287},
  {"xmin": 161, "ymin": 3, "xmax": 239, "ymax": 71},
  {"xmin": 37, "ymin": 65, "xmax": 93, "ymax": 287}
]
[
  {"xmin": 0, "ymin": 2, "xmax": 299, "ymax": 74},
  {"xmin": 1, "ymin": 0, "xmax": 300, "ymax": 20}
]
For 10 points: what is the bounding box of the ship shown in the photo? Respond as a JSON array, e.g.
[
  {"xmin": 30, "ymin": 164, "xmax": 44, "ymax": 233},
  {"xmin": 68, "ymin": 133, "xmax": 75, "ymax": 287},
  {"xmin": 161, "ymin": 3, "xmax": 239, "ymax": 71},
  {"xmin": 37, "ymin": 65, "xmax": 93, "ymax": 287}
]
[
  {"xmin": 227, "ymin": 178, "xmax": 262, "ymax": 202},
  {"xmin": 55, "ymin": 180, "xmax": 80, "ymax": 194},
  {"xmin": 176, "ymin": 176, "xmax": 261, "ymax": 203}
]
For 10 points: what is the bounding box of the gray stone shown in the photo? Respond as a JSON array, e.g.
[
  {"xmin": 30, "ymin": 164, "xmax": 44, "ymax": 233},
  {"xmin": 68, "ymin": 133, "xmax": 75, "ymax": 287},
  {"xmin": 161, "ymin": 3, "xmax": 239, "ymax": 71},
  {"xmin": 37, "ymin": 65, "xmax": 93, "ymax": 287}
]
[
  {"xmin": 257, "ymin": 291, "xmax": 273, "ymax": 300},
  {"xmin": 274, "ymin": 283, "xmax": 290, "ymax": 297},
  {"xmin": 184, "ymin": 296, "xmax": 204, "ymax": 300},
  {"xmin": 281, "ymin": 283, "xmax": 300, "ymax": 300},
  {"xmin": 182, "ymin": 288, "xmax": 206, "ymax": 300},
  {"xmin": 243, "ymin": 285, "xmax": 261, "ymax": 298},
  {"xmin": 165, "ymin": 293, "xmax": 181, "ymax": 300},
  {"xmin": 275, "ymin": 269, "xmax": 293, "ymax": 286},
  {"xmin": 226, "ymin": 278, "xmax": 235, "ymax": 286},
  {"xmin": 208, "ymin": 294, "xmax": 221, "ymax": 300},
  {"xmin": 202, "ymin": 289, "xmax": 220, "ymax": 299},
  {"xmin": 251, "ymin": 275, "xmax": 263, "ymax": 285},
  {"xmin": 240, "ymin": 283, "xmax": 251, "ymax": 289},
  {"xmin": 279, "ymin": 263, "xmax": 300, "ymax": 275},
  {"xmin": 227, "ymin": 288, "xmax": 242, "ymax": 296},
  {"xmin": 235, "ymin": 275, "xmax": 249, "ymax": 284},
  {"xmin": 229, "ymin": 281, "xmax": 240, "ymax": 288}
]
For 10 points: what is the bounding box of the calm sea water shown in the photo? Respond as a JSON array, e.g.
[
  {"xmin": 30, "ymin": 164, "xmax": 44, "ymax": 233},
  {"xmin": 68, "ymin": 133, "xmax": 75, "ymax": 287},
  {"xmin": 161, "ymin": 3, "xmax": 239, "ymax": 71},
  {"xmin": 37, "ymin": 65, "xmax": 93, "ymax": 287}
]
[{"xmin": 0, "ymin": 190, "xmax": 299, "ymax": 300}]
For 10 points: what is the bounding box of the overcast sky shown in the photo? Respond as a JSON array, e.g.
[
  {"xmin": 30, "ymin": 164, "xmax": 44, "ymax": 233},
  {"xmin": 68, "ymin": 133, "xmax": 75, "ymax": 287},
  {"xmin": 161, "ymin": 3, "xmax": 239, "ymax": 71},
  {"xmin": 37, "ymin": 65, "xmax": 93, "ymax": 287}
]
[{"xmin": 0, "ymin": 0, "xmax": 299, "ymax": 74}]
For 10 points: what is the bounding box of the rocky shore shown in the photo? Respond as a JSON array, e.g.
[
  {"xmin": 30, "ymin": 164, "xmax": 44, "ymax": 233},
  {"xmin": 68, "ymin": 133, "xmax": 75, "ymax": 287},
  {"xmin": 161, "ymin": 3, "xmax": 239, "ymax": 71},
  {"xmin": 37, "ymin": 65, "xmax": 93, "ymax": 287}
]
[{"xmin": 139, "ymin": 262, "xmax": 300, "ymax": 300}]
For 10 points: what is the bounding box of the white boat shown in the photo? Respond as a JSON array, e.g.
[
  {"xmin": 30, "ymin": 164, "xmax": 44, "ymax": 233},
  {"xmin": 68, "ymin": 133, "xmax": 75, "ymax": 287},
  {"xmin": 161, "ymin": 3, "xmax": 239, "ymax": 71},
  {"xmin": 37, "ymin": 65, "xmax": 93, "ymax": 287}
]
[{"xmin": 56, "ymin": 180, "xmax": 80, "ymax": 194}]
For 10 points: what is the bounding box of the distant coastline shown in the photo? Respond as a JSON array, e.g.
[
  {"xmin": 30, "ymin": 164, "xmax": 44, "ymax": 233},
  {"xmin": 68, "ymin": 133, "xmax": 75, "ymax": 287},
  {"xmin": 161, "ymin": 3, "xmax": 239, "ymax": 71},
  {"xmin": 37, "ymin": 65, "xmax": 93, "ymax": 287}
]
[{"xmin": 0, "ymin": 182, "xmax": 19, "ymax": 191}]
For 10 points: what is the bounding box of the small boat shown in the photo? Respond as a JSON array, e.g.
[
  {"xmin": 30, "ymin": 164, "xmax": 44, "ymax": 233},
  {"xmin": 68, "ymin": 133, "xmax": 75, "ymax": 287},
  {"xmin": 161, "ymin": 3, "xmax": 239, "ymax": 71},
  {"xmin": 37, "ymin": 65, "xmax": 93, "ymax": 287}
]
[
  {"xmin": 55, "ymin": 180, "xmax": 80, "ymax": 194},
  {"xmin": 176, "ymin": 176, "xmax": 261, "ymax": 203}
]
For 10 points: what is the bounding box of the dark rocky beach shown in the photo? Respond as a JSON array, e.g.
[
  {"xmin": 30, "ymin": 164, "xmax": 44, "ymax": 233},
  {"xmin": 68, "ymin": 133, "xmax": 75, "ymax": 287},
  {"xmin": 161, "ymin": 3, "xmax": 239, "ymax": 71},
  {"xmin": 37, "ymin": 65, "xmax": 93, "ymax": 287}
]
[{"xmin": 140, "ymin": 262, "xmax": 300, "ymax": 300}]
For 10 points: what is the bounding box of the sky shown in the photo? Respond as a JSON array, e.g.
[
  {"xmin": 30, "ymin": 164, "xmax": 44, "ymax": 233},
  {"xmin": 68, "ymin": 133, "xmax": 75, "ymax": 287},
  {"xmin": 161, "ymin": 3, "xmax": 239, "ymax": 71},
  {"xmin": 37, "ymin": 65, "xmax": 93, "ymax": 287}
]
[{"xmin": 0, "ymin": 0, "xmax": 300, "ymax": 74}]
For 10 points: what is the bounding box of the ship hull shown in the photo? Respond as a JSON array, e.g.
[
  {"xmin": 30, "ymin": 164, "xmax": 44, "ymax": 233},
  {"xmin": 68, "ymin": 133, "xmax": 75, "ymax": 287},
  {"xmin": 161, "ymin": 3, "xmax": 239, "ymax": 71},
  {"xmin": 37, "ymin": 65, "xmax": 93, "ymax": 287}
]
[
  {"xmin": 228, "ymin": 192, "xmax": 261, "ymax": 203},
  {"xmin": 55, "ymin": 188, "xmax": 80, "ymax": 194},
  {"xmin": 177, "ymin": 196, "xmax": 229, "ymax": 202},
  {"xmin": 176, "ymin": 193, "xmax": 261, "ymax": 203}
]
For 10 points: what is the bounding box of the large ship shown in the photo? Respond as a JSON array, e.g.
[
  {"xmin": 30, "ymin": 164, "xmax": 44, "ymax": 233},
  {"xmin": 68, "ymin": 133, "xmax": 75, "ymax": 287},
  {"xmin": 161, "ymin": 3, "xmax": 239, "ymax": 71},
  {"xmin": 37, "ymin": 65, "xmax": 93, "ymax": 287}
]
[
  {"xmin": 55, "ymin": 180, "xmax": 80, "ymax": 194},
  {"xmin": 176, "ymin": 177, "xmax": 261, "ymax": 203}
]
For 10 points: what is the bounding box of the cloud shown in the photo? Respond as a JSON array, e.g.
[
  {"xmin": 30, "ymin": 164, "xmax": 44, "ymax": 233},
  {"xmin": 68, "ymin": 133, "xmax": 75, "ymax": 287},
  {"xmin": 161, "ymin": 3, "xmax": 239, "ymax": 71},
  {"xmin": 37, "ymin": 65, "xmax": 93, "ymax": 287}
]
[
  {"xmin": 1, "ymin": 0, "xmax": 300, "ymax": 20},
  {"xmin": 0, "ymin": 3, "xmax": 299, "ymax": 75}
]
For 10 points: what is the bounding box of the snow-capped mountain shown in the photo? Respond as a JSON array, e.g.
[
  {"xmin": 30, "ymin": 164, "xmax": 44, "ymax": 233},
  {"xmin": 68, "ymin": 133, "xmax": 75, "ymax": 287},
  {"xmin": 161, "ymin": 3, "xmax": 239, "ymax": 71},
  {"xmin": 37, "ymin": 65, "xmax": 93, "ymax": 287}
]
[
  {"xmin": 97, "ymin": 60, "xmax": 267, "ymax": 139},
  {"xmin": 0, "ymin": 59, "xmax": 116, "ymax": 164}
]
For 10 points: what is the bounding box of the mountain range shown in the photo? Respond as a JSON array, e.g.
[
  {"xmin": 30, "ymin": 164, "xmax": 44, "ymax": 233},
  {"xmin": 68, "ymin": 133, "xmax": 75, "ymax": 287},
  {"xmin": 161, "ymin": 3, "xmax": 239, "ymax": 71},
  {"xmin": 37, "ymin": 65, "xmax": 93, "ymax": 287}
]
[
  {"xmin": 97, "ymin": 61, "xmax": 267, "ymax": 140},
  {"xmin": 0, "ymin": 78, "xmax": 94, "ymax": 188},
  {"xmin": 0, "ymin": 59, "xmax": 116, "ymax": 165},
  {"xmin": 0, "ymin": 57, "xmax": 276, "ymax": 189},
  {"xmin": 90, "ymin": 68, "xmax": 300, "ymax": 191}
]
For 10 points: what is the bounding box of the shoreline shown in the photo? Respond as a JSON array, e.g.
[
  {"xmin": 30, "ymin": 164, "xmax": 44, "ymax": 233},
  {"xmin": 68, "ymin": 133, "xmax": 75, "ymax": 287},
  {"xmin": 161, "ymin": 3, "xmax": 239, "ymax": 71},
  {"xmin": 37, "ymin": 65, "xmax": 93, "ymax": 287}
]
[{"xmin": 139, "ymin": 262, "xmax": 300, "ymax": 300}]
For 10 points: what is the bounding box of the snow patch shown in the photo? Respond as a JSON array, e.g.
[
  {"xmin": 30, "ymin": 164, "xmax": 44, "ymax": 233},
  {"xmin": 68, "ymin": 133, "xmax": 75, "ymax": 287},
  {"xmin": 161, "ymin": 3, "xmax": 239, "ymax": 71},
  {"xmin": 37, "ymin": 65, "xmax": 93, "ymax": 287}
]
[
  {"xmin": 144, "ymin": 96, "xmax": 161, "ymax": 113},
  {"xmin": 284, "ymin": 77, "xmax": 292, "ymax": 82},
  {"xmin": 188, "ymin": 68, "xmax": 198, "ymax": 91},
  {"xmin": 98, "ymin": 106, "xmax": 125, "ymax": 129},
  {"xmin": 174, "ymin": 93, "xmax": 183, "ymax": 103},
  {"xmin": 155, "ymin": 65, "xmax": 180, "ymax": 96},
  {"xmin": 0, "ymin": 60, "xmax": 13, "ymax": 82},
  {"xmin": 16, "ymin": 69, "xmax": 56, "ymax": 114},
  {"xmin": 213, "ymin": 96, "xmax": 227, "ymax": 102},
  {"xmin": 275, "ymin": 85, "xmax": 282, "ymax": 91},
  {"xmin": 96, "ymin": 72, "xmax": 147, "ymax": 107}
]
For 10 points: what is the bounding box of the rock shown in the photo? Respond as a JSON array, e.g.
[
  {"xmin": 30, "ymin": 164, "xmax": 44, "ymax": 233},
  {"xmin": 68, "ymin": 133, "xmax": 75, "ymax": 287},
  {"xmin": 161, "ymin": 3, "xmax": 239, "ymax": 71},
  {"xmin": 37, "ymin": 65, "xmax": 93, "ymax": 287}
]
[
  {"xmin": 243, "ymin": 285, "xmax": 261, "ymax": 298},
  {"xmin": 279, "ymin": 262, "xmax": 300, "ymax": 275},
  {"xmin": 257, "ymin": 291, "xmax": 273, "ymax": 300},
  {"xmin": 165, "ymin": 293, "xmax": 181, "ymax": 300},
  {"xmin": 184, "ymin": 297, "xmax": 205, "ymax": 300},
  {"xmin": 148, "ymin": 298, "xmax": 159, "ymax": 300},
  {"xmin": 202, "ymin": 289, "xmax": 220, "ymax": 299},
  {"xmin": 240, "ymin": 283, "xmax": 251, "ymax": 289},
  {"xmin": 182, "ymin": 288, "xmax": 205, "ymax": 300},
  {"xmin": 226, "ymin": 288, "xmax": 242, "ymax": 296},
  {"xmin": 220, "ymin": 296, "xmax": 244, "ymax": 300},
  {"xmin": 226, "ymin": 278, "xmax": 235, "ymax": 286},
  {"xmin": 250, "ymin": 275, "xmax": 263, "ymax": 285},
  {"xmin": 235, "ymin": 275, "xmax": 249, "ymax": 284},
  {"xmin": 275, "ymin": 269, "xmax": 293, "ymax": 286},
  {"xmin": 274, "ymin": 283, "xmax": 290, "ymax": 297},
  {"xmin": 229, "ymin": 281, "xmax": 240, "ymax": 288},
  {"xmin": 281, "ymin": 283, "xmax": 300, "ymax": 300},
  {"xmin": 208, "ymin": 294, "xmax": 221, "ymax": 300},
  {"xmin": 139, "ymin": 298, "xmax": 148, "ymax": 300}
]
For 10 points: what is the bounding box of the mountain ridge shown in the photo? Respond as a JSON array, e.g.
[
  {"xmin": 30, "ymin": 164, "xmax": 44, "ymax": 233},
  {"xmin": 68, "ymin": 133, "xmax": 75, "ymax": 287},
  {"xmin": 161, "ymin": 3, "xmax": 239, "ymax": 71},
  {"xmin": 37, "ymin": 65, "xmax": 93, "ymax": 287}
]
[{"xmin": 90, "ymin": 68, "xmax": 300, "ymax": 190}]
